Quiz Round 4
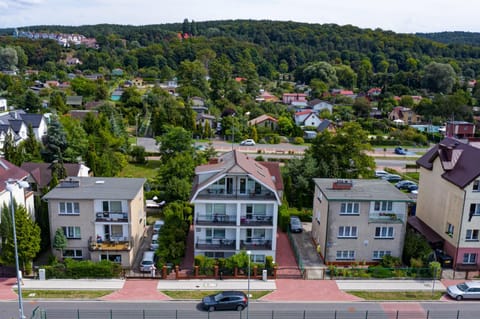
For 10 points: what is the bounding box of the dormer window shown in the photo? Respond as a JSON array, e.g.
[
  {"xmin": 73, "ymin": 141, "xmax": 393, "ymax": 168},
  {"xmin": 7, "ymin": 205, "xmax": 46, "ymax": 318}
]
[{"xmin": 473, "ymin": 180, "xmax": 480, "ymax": 192}]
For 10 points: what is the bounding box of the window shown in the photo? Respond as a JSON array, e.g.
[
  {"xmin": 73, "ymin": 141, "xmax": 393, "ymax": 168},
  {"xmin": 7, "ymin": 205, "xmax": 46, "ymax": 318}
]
[
  {"xmin": 206, "ymin": 204, "xmax": 226, "ymax": 217},
  {"xmin": 446, "ymin": 223, "xmax": 455, "ymax": 236},
  {"xmin": 205, "ymin": 252, "xmax": 225, "ymax": 258},
  {"xmin": 374, "ymin": 201, "xmax": 393, "ymax": 211},
  {"xmin": 338, "ymin": 226, "xmax": 358, "ymax": 238},
  {"xmin": 470, "ymin": 204, "xmax": 480, "ymax": 216},
  {"xmin": 340, "ymin": 202, "xmax": 359, "ymax": 215},
  {"xmin": 62, "ymin": 226, "xmax": 81, "ymax": 239},
  {"xmin": 375, "ymin": 227, "xmax": 394, "ymax": 238},
  {"xmin": 251, "ymin": 254, "xmax": 265, "ymax": 263},
  {"xmin": 466, "ymin": 229, "xmax": 479, "ymax": 241},
  {"xmin": 463, "ymin": 253, "xmax": 477, "ymax": 264},
  {"xmin": 473, "ymin": 180, "xmax": 480, "ymax": 191},
  {"xmin": 102, "ymin": 201, "xmax": 122, "ymax": 212},
  {"xmin": 59, "ymin": 202, "xmax": 80, "ymax": 215},
  {"xmin": 373, "ymin": 250, "xmax": 391, "ymax": 260},
  {"xmin": 63, "ymin": 249, "xmax": 83, "ymax": 259},
  {"xmin": 336, "ymin": 250, "xmax": 355, "ymax": 260},
  {"xmin": 101, "ymin": 254, "xmax": 122, "ymax": 263}
]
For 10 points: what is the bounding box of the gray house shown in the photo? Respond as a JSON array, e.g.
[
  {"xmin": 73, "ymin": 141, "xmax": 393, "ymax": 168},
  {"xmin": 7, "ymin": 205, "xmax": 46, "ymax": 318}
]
[{"xmin": 311, "ymin": 179, "xmax": 412, "ymax": 265}]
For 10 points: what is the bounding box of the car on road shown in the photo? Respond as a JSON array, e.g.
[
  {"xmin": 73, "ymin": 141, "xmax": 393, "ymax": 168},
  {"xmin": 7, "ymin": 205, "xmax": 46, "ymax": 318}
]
[
  {"xmin": 202, "ymin": 291, "xmax": 248, "ymax": 312},
  {"xmin": 290, "ymin": 216, "xmax": 303, "ymax": 233},
  {"xmin": 381, "ymin": 174, "xmax": 402, "ymax": 182},
  {"xmin": 395, "ymin": 180, "xmax": 417, "ymax": 190},
  {"xmin": 240, "ymin": 139, "xmax": 256, "ymax": 146},
  {"xmin": 447, "ymin": 281, "xmax": 480, "ymax": 300},
  {"xmin": 394, "ymin": 147, "xmax": 407, "ymax": 155}
]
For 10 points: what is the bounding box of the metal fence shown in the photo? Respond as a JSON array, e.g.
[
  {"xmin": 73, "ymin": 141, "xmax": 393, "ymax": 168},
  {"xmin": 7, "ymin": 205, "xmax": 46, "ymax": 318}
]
[
  {"xmin": 30, "ymin": 308, "xmax": 478, "ymax": 319},
  {"xmin": 287, "ymin": 228, "xmax": 304, "ymax": 276}
]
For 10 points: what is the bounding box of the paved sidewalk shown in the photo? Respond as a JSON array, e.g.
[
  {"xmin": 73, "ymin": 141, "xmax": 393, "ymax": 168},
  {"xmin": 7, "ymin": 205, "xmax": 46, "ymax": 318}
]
[
  {"xmin": 337, "ymin": 279, "xmax": 446, "ymax": 292},
  {"xmin": 157, "ymin": 279, "xmax": 276, "ymax": 291}
]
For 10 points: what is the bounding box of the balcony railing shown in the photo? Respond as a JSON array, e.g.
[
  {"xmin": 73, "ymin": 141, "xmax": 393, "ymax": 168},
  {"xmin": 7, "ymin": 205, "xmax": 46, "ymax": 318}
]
[
  {"xmin": 195, "ymin": 239, "xmax": 236, "ymax": 250},
  {"xmin": 240, "ymin": 215, "xmax": 273, "ymax": 226},
  {"xmin": 88, "ymin": 236, "xmax": 132, "ymax": 251},
  {"xmin": 196, "ymin": 214, "xmax": 236, "ymax": 226},
  {"xmin": 369, "ymin": 212, "xmax": 406, "ymax": 223},
  {"xmin": 196, "ymin": 190, "xmax": 276, "ymax": 200},
  {"xmin": 96, "ymin": 212, "xmax": 128, "ymax": 222},
  {"xmin": 240, "ymin": 239, "xmax": 272, "ymax": 251}
]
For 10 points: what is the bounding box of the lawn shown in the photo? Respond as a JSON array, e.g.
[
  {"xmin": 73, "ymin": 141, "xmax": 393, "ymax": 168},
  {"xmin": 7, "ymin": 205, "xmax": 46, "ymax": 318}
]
[
  {"xmin": 347, "ymin": 290, "xmax": 445, "ymax": 300},
  {"xmin": 162, "ymin": 290, "xmax": 271, "ymax": 300},
  {"xmin": 118, "ymin": 160, "xmax": 162, "ymax": 178},
  {"xmin": 20, "ymin": 290, "xmax": 114, "ymax": 299}
]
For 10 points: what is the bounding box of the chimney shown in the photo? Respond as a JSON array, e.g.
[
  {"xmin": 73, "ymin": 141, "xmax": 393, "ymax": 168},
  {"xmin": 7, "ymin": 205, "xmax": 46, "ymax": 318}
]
[
  {"xmin": 332, "ymin": 179, "xmax": 353, "ymax": 190},
  {"xmin": 209, "ymin": 158, "xmax": 219, "ymax": 164}
]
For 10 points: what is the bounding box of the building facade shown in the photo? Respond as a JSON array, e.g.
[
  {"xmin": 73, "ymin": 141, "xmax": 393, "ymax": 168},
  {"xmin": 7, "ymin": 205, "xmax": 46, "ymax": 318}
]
[
  {"xmin": 312, "ymin": 179, "xmax": 411, "ymax": 264},
  {"xmin": 43, "ymin": 177, "xmax": 146, "ymax": 268},
  {"xmin": 190, "ymin": 150, "xmax": 283, "ymax": 263},
  {"xmin": 416, "ymin": 138, "xmax": 480, "ymax": 271}
]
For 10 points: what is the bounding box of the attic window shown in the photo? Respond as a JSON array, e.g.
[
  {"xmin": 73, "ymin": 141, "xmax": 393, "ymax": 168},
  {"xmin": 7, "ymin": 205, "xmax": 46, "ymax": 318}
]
[{"xmin": 473, "ymin": 180, "xmax": 480, "ymax": 192}]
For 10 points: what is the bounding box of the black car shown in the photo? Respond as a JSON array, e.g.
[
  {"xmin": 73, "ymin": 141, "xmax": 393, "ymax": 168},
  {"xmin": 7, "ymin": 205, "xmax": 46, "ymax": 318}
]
[
  {"xmin": 202, "ymin": 291, "xmax": 248, "ymax": 312},
  {"xmin": 435, "ymin": 249, "xmax": 453, "ymax": 268}
]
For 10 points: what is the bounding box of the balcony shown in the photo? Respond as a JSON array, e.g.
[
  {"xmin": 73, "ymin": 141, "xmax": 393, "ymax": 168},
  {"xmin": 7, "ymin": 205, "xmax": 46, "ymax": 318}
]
[
  {"xmin": 240, "ymin": 215, "xmax": 273, "ymax": 226},
  {"xmin": 96, "ymin": 212, "xmax": 128, "ymax": 222},
  {"xmin": 369, "ymin": 212, "xmax": 406, "ymax": 223},
  {"xmin": 196, "ymin": 189, "xmax": 276, "ymax": 201},
  {"xmin": 88, "ymin": 236, "xmax": 132, "ymax": 251},
  {"xmin": 195, "ymin": 239, "xmax": 236, "ymax": 250},
  {"xmin": 196, "ymin": 214, "xmax": 236, "ymax": 226},
  {"xmin": 240, "ymin": 239, "xmax": 272, "ymax": 251}
]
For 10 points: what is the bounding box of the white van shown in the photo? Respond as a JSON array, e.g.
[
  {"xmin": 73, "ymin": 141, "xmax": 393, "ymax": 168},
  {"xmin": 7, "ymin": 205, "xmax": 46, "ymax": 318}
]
[
  {"xmin": 140, "ymin": 251, "xmax": 155, "ymax": 272},
  {"xmin": 150, "ymin": 234, "xmax": 159, "ymax": 251}
]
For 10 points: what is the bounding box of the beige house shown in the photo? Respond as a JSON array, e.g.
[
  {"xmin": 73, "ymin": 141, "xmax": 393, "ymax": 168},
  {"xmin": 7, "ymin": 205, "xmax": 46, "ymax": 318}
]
[
  {"xmin": 190, "ymin": 150, "xmax": 283, "ymax": 262},
  {"xmin": 415, "ymin": 138, "xmax": 480, "ymax": 271},
  {"xmin": 43, "ymin": 177, "xmax": 146, "ymax": 268},
  {"xmin": 388, "ymin": 107, "xmax": 422, "ymax": 125},
  {"xmin": 312, "ymin": 179, "xmax": 411, "ymax": 265}
]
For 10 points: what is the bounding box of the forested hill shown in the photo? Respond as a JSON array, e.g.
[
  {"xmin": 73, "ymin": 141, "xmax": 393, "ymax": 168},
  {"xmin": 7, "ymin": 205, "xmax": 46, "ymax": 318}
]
[{"xmin": 417, "ymin": 31, "xmax": 480, "ymax": 46}]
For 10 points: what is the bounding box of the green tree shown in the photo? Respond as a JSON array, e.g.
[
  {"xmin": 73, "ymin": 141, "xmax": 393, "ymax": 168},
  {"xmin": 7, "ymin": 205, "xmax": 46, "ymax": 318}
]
[
  {"xmin": 2, "ymin": 132, "xmax": 23, "ymax": 165},
  {"xmin": 0, "ymin": 47, "xmax": 18, "ymax": 71},
  {"xmin": 177, "ymin": 60, "xmax": 208, "ymax": 98},
  {"xmin": 52, "ymin": 227, "xmax": 68, "ymax": 256},
  {"xmin": 0, "ymin": 202, "xmax": 41, "ymax": 272},
  {"xmin": 41, "ymin": 115, "xmax": 68, "ymax": 163},
  {"xmin": 23, "ymin": 90, "xmax": 41, "ymax": 112},
  {"xmin": 422, "ymin": 62, "xmax": 456, "ymax": 94},
  {"xmin": 283, "ymin": 153, "xmax": 318, "ymax": 208},
  {"xmin": 302, "ymin": 61, "xmax": 338, "ymax": 86},
  {"xmin": 334, "ymin": 64, "xmax": 357, "ymax": 89},
  {"xmin": 157, "ymin": 126, "xmax": 194, "ymax": 160},
  {"xmin": 22, "ymin": 124, "xmax": 42, "ymax": 161}
]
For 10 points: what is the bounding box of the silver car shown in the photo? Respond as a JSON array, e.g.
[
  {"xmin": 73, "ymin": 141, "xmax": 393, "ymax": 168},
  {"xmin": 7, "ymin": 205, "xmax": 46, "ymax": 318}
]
[{"xmin": 447, "ymin": 281, "xmax": 480, "ymax": 300}]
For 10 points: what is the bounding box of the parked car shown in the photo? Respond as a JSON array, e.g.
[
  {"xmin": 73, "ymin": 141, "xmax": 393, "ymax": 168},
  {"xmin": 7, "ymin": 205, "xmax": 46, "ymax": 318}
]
[
  {"xmin": 202, "ymin": 291, "xmax": 248, "ymax": 312},
  {"xmin": 375, "ymin": 170, "xmax": 389, "ymax": 178},
  {"xmin": 140, "ymin": 251, "xmax": 155, "ymax": 272},
  {"xmin": 447, "ymin": 281, "xmax": 480, "ymax": 300},
  {"xmin": 150, "ymin": 234, "xmax": 159, "ymax": 251},
  {"xmin": 153, "ymin": 220, "xmax": 164, "ymax": 234},
  {"xmin": 382, "ymin": 174, "xmax": 402, "ymax": 182},
  {"xmin": 395, "ymin": 180, "xmax": 417, "ymax": 190},
  {"xmin": 289, "ymin": 216, "xmax": 303, "ymax": 233},
  {"xmin": 394, "ymin": 147, "xmax": 407, "ymax": 155},
  {"xmin": 406, "ymin": 184, "xmax": 419, "ymax": 192},
  {"xmin": 240, "ymin": 139, "xmax": 256, "ymax": 146},
  {"xmin": 435, "ymin": 249, "xmax": 453, "ymax": 268}
]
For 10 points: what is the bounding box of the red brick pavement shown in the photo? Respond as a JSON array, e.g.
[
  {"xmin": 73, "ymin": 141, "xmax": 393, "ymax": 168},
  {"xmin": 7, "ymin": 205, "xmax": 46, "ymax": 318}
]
[
  {"xmin": 275, "ymin": 231, "xmax": 302, "ymax": 277},
  {"xmin": 0, "ymin": 278, "xmax": 18, "ymax": 301},
  {"xmin": 101, "ymin": 279, "xmax": 171, "ymax": 301}
]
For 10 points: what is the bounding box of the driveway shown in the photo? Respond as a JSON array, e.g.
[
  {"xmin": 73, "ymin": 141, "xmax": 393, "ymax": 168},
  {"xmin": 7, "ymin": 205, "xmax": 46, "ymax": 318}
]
[{"xmin": 289, "ymin": 222, "xmax": 326, "ymax": 279}]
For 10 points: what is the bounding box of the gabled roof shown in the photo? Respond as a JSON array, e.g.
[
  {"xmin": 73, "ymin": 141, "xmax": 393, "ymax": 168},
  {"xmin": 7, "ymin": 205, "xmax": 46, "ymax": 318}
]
[
  {"xmin": 20, "ymin": 113, "xmax": 45, "ymax": 128},
  {"xmin": 21, "ymin": 162, "xmax": 90, "ymax": 189},
  {"xmin": 8, "ymin": 119, "xmax": 25, "ymax": 133},
  {"xmin": 295, "ymin": 109, "xmax": 314, "ymax": 117},
  {"xmin": 66, "ymin": 96, "xmax": 83, "ymax": 106},
  {"xmin": 0, "ymin": 159, "xmax": 30, "ymax": 193},
  {"xmin": 416, "ymin": 137, "xmax": 480, "ymax": 189},
  {"xmin": 191, "ymin": 150, "xmax": 283, "ymax": 202},
  {"xmin": 317, "ymin": 119, "xmax": 332, "ymax": 132},
  {"xmin": 307, "ymin": 99, "xmax": 331, "ymax": 107},
  {"xmin": 248, "ymin": 114, "xmax": 278, "ymax": 126}
]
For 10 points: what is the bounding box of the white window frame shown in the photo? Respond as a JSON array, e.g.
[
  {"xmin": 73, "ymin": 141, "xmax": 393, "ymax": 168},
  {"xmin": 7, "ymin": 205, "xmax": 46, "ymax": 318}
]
[
  {"xmin": 374, "ymin": 201, "xmax": 393, "ymax": 211},
  {"xmin": 466, "ymin": 229, "xmax": 479, "ymax": 241},
  {"xmin": 471, "ymin": 204, "xmax": 480, "ymax": 216},
  {"xmin": 373, "ymin": 250, "xmax": 391, "ymax": 260},
  {"xmin": 251, "ymin": 254, "xmax": 265, "ymax": 263},
  {"xmin": 336, "ymin": 250, "xmax": 355, "ymax": 260},
  {"xmin": 340, "ymin": 202, "xmax": 360, "ymax": 215},
  {"xmin": 63, "ymin": 249, "xmax": 83, "ymax": 259},
  {"xmin": 62, "ymin": 226, "xmax": 81, "ymax": 239},
  {"xmin": 463, "ymin": 253, "xmax": 477, "ymax": 264},
  {"xmin": 102, "ymin": 200, "xmax": 122, "ymax": 212},
  {"xmin": 59, "ymin": 202, "xmax": 80, "ymax": 215},
  {"xmin": 338, "ymin": 226, "xmax": 358, "ymax": 238},
  {"xmin": 375, "ymin": 227, "xmax": 394, "ymax": 239}
]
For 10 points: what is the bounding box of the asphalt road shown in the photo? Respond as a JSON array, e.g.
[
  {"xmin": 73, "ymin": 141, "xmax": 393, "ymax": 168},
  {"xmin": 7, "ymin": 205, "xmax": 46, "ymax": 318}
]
[{"xmin": 3, "ymin": 300, "xmax": 480, "ymax": 319}]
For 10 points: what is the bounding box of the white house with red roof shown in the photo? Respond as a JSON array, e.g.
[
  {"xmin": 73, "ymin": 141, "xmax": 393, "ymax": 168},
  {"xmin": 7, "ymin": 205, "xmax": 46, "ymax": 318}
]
[
  {"xmin": 294, "ymin": 109, "xmax": 322, "ymax": 128},
  {"xmin": 190, "ymin": 150, "xmax": 283, "ymax": 261}
]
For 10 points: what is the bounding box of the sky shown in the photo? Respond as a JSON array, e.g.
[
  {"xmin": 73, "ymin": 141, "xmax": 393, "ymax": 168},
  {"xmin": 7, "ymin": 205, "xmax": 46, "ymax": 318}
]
[{"xmin": 0, "ymin": 0, "xmax": 477, "ymax": 34}]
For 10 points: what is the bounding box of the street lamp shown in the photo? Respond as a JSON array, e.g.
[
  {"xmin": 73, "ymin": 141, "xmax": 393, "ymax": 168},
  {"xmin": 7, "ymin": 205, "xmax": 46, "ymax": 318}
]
[
  {"xmin": 5, "ymin": 179, "xmax": 29, "ymax": 319},
  {"xmin": 246, "ymin": 250, "xmax": 251, "ymax": 319},
  {"xmin": 135, "ymin": 113, "xmax": 141, "ymax": 144}
]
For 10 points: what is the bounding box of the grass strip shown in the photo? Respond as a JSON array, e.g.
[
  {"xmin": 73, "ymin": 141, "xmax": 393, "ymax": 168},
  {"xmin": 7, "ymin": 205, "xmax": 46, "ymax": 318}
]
[
  {"xmin": 19, "ymin": 289, "xmax": 114, "ymax": 299},
  {"xmin": 162, "ymin": 290, "xmax": 271, "ymax": 300},
  {"xmin": 347, "ymin": 290, "xmax": 445, "ymax": 300}
]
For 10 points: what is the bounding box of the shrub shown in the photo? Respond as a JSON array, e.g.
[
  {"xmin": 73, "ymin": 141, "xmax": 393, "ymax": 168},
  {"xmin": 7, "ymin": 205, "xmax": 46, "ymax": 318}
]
[{"xmin": 293, "ymin": 137, "xmax": 304, "ymax": 145}]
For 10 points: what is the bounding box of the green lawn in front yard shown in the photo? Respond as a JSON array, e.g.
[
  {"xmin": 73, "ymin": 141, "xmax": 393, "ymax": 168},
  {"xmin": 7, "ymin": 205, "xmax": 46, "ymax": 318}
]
[
  {"xmin": 118, "ymin": 160, "xmax": 161, "ymax": 178},
  {"xmin": 347, "ymin": 290, "xmax": 444, "ymax": 300}
]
